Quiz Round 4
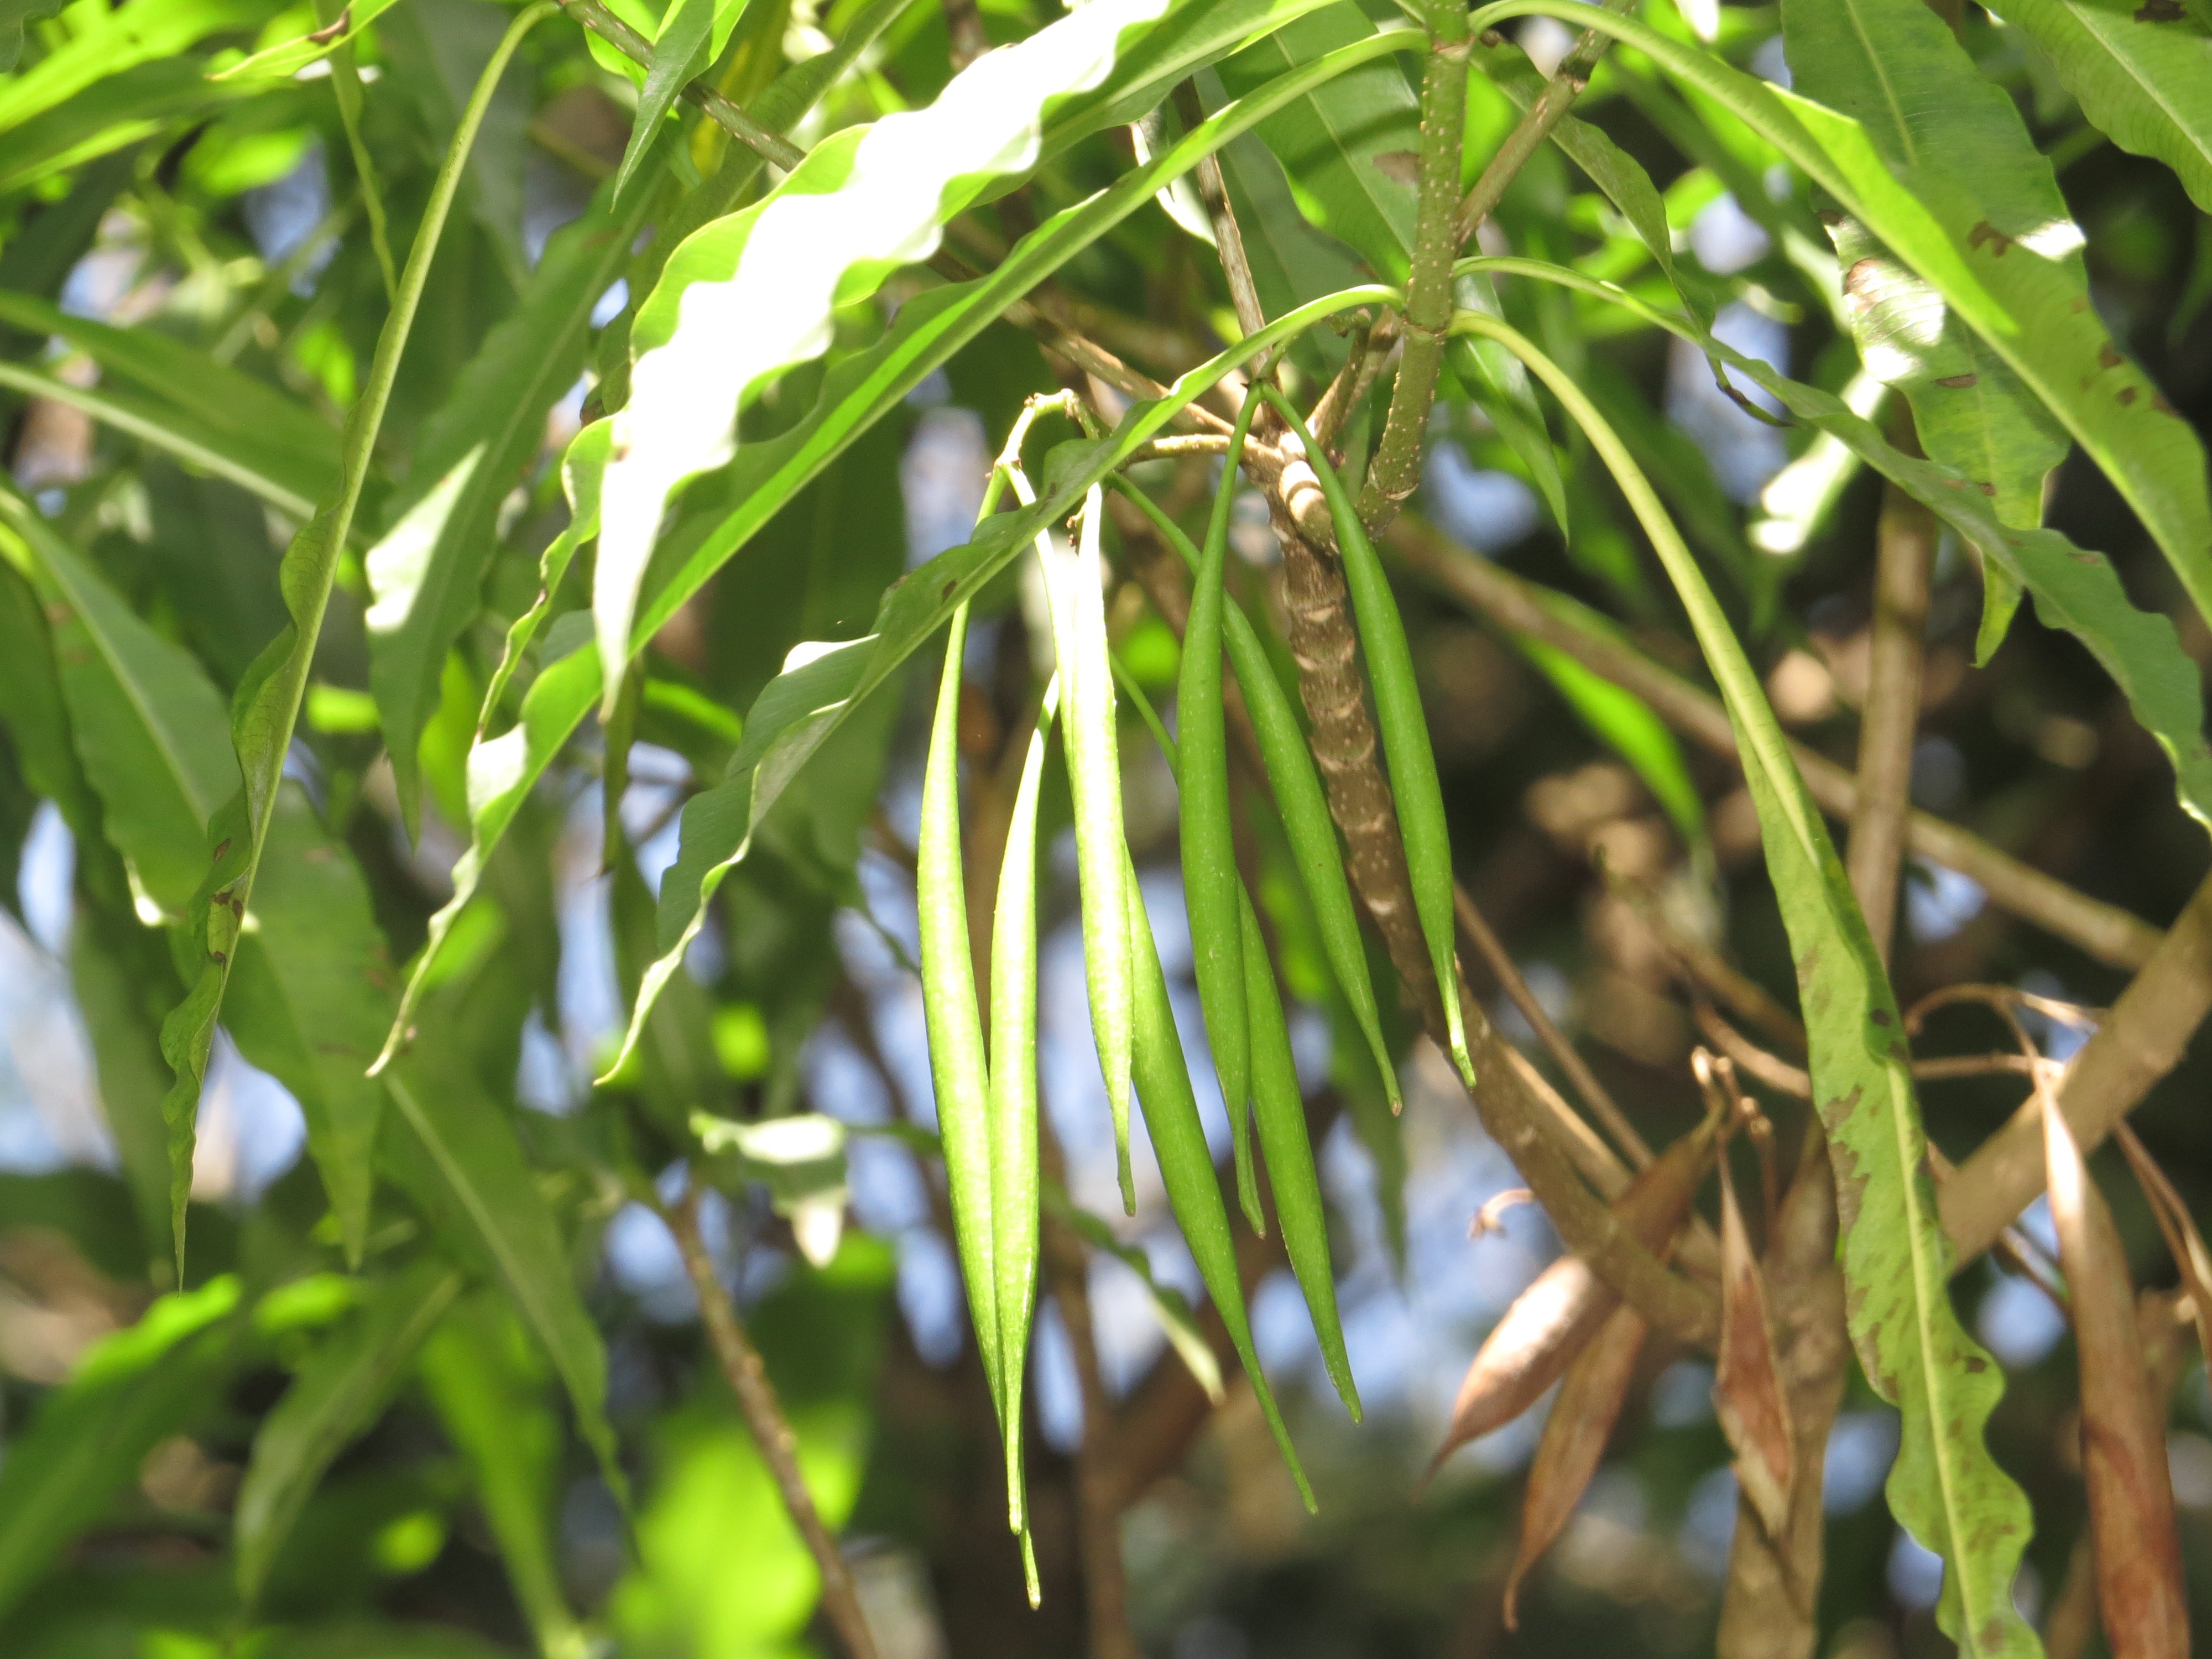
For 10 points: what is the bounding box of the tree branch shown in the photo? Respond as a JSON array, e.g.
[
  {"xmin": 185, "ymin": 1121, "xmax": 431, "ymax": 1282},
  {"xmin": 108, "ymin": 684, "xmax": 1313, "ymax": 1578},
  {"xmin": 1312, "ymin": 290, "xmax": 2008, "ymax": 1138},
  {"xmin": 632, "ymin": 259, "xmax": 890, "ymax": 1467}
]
[
  {"xmin": 666, "ymin": 1189, "xmax": 881, "ymax": 1659},
  {"xmin": 1845, "ymin": 462, "xmax": 1935, "ymax": 963},
  {"xmin": 1353, "ymin": 0, "xmax": 1469, "ymax": 532},
  {"xmin": 1454, "ymin": 0, "xmax": 1634, "ymax": 246},
  {"xmin": 557, "ymin": 0, "xmax": 805, "ymax": 171},
  {"xmin": 1390, "ymin": 513, "xmax": 2164, "ymax": 971}
]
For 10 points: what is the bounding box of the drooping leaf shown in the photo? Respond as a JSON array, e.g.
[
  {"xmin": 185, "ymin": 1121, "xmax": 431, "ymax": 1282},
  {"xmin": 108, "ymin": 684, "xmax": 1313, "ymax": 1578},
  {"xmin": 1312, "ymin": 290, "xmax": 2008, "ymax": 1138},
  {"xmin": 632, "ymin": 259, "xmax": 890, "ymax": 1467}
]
[
  {"xmin": 212, "ymin": 0, "xmax": 409, "ymax": 80},
  {"xmin": 1473, "ymin": 0, "xmax": 2212, "ymax": 640},
  {"xmin": 1782, "ymin": 0, "xmax": 2074, "ymax": 650},
  {"xmin": 366, "ymin": 186, "xmax": 644, "ymax": 833},
  {"xmin": 382, "ymin": 1057, "xmax": 629, "ymax": 1510},
  {"xmin": 0, "ymin": 288, "xmax": 341, "ymax": 502},
  {"xmin": 234, "ymin": 1260, "xmax": 466, "ymax": 1607},
  {"xmin": 1451, "ymin": 299, "xmax": 2040, "ymax": 1659},
  {"xmin": 588, "ymin": 0, "xmax": 1361, "ymax": 708},
  {"xmin": 0, "ymin": 356, "xmax": 328, "ymax": 520},
  {"xmin": 418, "ymin": 1291, "xmax": 587, "ymax": 1659},
  {"xmin": 1463, "ymin": 257, "xmax": 2212, "ymax": 843},
  {"xmin": 161, "ymin": 5, "xmax": 554, "ymax": 1272},
  {"xmin": 0, "ymin": 1276, "xmax": 244, "ymax": 1625},
  {"xmin": 0, "ymin": 488, "xmax": 241, "ymax": 918},
  {"xmin": 611, "ymin": 283, "xmax": 1392, "ymax": 1062},
  {"xmin": 1044, "ymin": 1181, "xmax": 1226, "ymax": 1404},
  {"xmin": 615, "ymin": 0, "xmax": 716, "ymax": 201},
  {"xmin": 223, "ymin": 786, "xmax": 397, "ymax": 1266},
  {"xmin": 2001, "ymin": 0, "xmax": 2212, "ymax": 215}
]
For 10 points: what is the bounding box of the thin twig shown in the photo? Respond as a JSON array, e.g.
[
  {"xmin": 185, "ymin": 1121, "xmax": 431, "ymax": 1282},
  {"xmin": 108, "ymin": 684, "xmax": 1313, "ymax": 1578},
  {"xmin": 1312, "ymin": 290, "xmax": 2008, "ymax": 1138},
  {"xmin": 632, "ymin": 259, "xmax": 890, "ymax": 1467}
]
[
  {"xmin": 1454, "ymin": 0, "xmax": 1635, "ymax": 247},
  {"xmin": 1906, "ymin": 982, "xmax": 2104, "ymax": 1036},
  {"xmin": 1844, "ymin": 455, "xmax": 1934, "ymax": 964},
  {"xmin": 558, "ymin": 0, "xmax": 805, "ymax": 171},
  {"xmin": 665, "ymin": 1188, "xmax": 881, "ymax": 1659},
  {"xmin": 1454, "ymin": 886, "xmax": 1651, "ymax": 1168},
  {"xmin": 1391, "ymin": 513, "xmax": 2166, "ymax": 971},
  {"xmin": 1174, "ymin": 81, "xmax": 1267, "ymax": 342}
]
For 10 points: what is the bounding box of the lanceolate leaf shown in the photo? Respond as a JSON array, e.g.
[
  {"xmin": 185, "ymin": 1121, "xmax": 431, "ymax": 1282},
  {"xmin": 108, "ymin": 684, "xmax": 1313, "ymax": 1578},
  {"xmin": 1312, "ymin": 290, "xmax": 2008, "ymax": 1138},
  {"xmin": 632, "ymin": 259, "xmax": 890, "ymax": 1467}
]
[
  {"xmin": 159, "ymin": 5, "xmax": 555, "ymax": 1274},
  {"xmin": 614, "ymin": 0, "xmax": 715, "ymax": 201},
  {"xmin": 1473, "ymin": 0, "xmax": 2212, "ymax": 635},
  {"xmin": 1782, "ymin": 0, "xmax": 2072, "ymax": 648},
  {"xmin": 223, "ymin": 787, "xmax": 398, "ymax": 1266},
  {"xmin": 418, "ymin": 1293, "xmax": 585, "ymax": 1658},
  {"xmin": 609, "ymin": 284, "xmax": 1391, "ymax": 1066},
  {"xmin": 0, "ymin": 288, "xmax": 341, "ymax": 502},
  {"xmin": 1461, "ymin": 260, "xmax": 2212, "ymax": 843},
  {"xmin": 2000, "ymin": 0, "xmax": 2212, "ymax": 215},
  {"xmin": 234, "ymin": 1261, "xmax": 466, "ymax": 1608},
  {"xmin": 0, "ymin": 0, "xmax": 265, "ymax": 133},
  {"xmin": 383, "ymin": 1061, "xmax": 628, "ymax": 1510},
  {"xmin": 0, "ymin": 488, "xmax": 240, "ymax": 917},
  {"xmin": 0, "ymin": 1277, "xmax": 244, "ymax": 1625},
  {"xmin": 1453, "ymin": 306, "xmax": 2039, "ymax": 1659},
  {"xmin": 367, "ymin": 187, "xmax": 644, "ymax": 834},
  {"xmin": 589, "ymin": 0, "xmax": 1356, "ymax": 708}
]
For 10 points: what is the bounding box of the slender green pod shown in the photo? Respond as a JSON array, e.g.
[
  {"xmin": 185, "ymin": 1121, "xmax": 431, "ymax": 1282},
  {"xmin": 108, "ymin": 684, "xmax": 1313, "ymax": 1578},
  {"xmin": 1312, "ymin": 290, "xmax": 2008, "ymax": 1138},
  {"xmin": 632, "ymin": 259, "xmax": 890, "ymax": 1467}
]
[
  {"xmin": 1125, "ymin": 849, "xmax": 1317, "ymax": 1512},
  {"xmin": 1238, "ymin": 888, "xmax": 1360, "ymax": 1421},
  {"xmin": 1105, "ymin": 651, "xmax": 1262, "ymax": 1233},
  {"xmin": 1042, "ymin": 484, "xmax": 1137, "ymax": 1212},
  {"xmin": 988, "ymin": 675, "xmax": 1058, "ymax": 1601},
  {"xmin": 1260, "ymin": 388, "xmax": 1473, "ymax": 1089},
  {"xmin": 1112, "ymin": 481, "xmax": 1402, "ymax": 1112},
  {"xmin": 917, "ymin": 598, "xmax": 1001, "ymax": 1416},
  {"xmin": 1177, "ymin": 387, "xmax": 1269, "ymax": 1171}
]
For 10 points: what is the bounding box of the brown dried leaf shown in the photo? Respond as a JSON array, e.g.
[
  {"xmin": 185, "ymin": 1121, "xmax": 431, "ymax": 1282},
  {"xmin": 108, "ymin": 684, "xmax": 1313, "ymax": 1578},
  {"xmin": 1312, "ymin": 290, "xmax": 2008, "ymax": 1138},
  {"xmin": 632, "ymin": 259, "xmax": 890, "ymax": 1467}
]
[
  {"xmin": 1713, "ymin": 1159, "xmax": 1795, "ymax": 1537},
  {"xmin": 1503, "ymin": 1302, "xmax": 1647, "ymax": 1629},
  {"xmin": 1426, "ymin": 1117, "xmax": 1715, "ymax": 1481},
  {"xmin": 2116, "ymin": 1123, "xmax": 2212, "ymax": 1368},
  {"xmin": 2043, "ymin": 1095, "xmax": 2188, "ymax": 1659}
]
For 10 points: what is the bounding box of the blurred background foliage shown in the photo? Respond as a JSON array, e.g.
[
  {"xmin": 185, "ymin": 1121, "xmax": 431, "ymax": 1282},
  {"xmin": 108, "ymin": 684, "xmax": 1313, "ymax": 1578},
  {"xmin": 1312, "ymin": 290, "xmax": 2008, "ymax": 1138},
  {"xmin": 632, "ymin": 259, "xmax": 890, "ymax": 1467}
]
[{"xmin": 0, "ymin": 0, "xmax": 2210, "ymax": 1653}]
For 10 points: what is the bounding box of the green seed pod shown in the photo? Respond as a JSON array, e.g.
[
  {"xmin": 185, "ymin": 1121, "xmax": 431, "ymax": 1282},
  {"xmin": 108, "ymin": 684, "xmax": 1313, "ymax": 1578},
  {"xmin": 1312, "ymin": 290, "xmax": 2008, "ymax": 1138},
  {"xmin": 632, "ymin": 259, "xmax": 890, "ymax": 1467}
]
[
  {"xmin": 1261, "ymin": 387, "xmax": 1473, "ymax": 1089},
  {"xmin": 1111, "ymin": 479, "xmax": 1402, "ymax": 1113}
]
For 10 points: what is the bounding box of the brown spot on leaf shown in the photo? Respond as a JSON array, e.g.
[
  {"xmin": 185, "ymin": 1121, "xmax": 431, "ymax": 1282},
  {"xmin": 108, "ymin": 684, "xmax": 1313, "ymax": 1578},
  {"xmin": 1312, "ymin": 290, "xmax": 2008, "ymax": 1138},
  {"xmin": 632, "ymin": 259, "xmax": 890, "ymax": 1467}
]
[
  {"xmin": 213, "ymin": 839, "xmax": 232, "ymax": 862},
  {"xmin": 1870, "ymin": 1008, "xmax": 1891, "ymax": 1027},
  {"xmin": 1935, "ymin": 373, "xmax": 1979, "ymax": 389},
  {"xmin": 940, "ymin": 579, "xmax": 957, "ymax": 601},
  {"xmin": 2099, "ymin": 343, "xmax": 2125, "ymax": 370},
  {"xmin": 2137, "ymin": 0, "xmax": 2186, "ymax": 19},
  {"xmin": 1370, "ymin": 150, "xmax": 1422, "ymax": 189},
  {"xmin": 1969, "ymin": 221, "xmax": 2013, "ymax": 255},
  {"xmin": 2120, "ymin": 387, "xmax": 2138, "ymax": 405}
]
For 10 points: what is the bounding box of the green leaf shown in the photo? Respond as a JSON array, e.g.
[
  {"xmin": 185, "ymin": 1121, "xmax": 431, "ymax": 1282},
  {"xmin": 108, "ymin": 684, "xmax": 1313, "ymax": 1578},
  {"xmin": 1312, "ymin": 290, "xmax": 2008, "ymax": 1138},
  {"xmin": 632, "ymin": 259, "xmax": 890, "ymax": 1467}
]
[
  {"xmin": 589, "ymin": 0, "xmax": 1354, "ymax": 710},
  {"xmin": 616, "ymin": 0, "xmax": 716, "ymax": 201},
  {"xmin": 223, "ymin": 787, "xmax": 397, "ymax": 1265},
  {"xmin": 419, "ymin": 1292, "xmax": 587, "ymax": 1659},
  {"xmin": 160, "ymin": 3, "xmax": 555, "ymax": 1277},
  {"xmin": 611, "ymin": 284, "xmax": 1392, "ymax": 1065},
  {"xmin": 1467, "ymin": 254, "xmax": 2212, "ymax": 844},
  {"xmin": 0, "ymin": 488, "xmax": 241, "ymax": 919},
  {"xmin": 0, "ymin": 1277, "xmax": 244, "ymax": 1625},
  {"xmin": 375, "ymin": 627, "xmax": 602, "ymax": 1073},
  {"xmin": 367, "ymin": 186, "xmax": 643, "ymax": 834},
  {"xmin": 2000, "ymin": 0, "xmax": 2212, "ymax": 215},
  {"xmin": 1473, "ymin": 2, "xmax": 2212, "ymax": 640},
  {"xmin": 1456, "ymin": 300, "xmax": 2042, "ymax": 1659},
  {"xmin": 0, "ymin": 0, "xmax": 62, "ymax": 72},
  {"xmin": 1519, "ymin": 632, "xmax": 1709, "ymax": 855},
  {"xmin": 0, "ymin": 288, "xmax": 341, "ymax": 502},
  {"xmin": 383, "ymin": 1058, "xmax": 629, "ymax": 1511},
  {"xmin": 1782, "ymin": 0, "xmax": 2073, "ymax": 650},
  {"xmin": 71, "ymin": 905, "xmax": 180, "ymax": 1280},
  {"xmin": 0, "ymin": 58, "xmax": 253, "ymax": 196},
  {"xmin": 234, "ymin": 1261, "xmax": 465, "ymax": 1608},
  {"xmin": 0, "ymin": 0, "xmax": 267, "ymax": 132},
  {"xmin": 0, "ymin": 357, "xmax": 329, "ymax": 520},
  {"xmin": 211, "ymin": 0, "xmax": 408, "ymax": 80}
]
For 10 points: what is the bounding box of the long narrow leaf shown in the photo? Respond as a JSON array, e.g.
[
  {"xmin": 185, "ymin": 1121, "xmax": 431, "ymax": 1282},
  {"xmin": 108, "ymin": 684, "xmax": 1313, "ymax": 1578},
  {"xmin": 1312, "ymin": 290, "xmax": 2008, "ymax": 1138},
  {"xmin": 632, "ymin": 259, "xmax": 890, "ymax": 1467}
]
[{"xmin": 1451, "ymin": 306, "xmax": 2038, "ymax": 1659}]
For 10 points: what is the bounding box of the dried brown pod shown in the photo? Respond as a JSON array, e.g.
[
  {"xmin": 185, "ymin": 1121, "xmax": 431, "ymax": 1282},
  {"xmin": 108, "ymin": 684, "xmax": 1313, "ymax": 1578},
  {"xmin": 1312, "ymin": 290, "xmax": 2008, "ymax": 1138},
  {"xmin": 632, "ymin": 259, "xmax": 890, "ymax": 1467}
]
[
  {"xmin": 1713, "ymin": 1157, "xmax": 1794, "ymax": 1537},
  {"xmin": 2115, "ymin": 1123, "xmax": 2212, "ymax": 1368},
  {"xmin": 1426, "ymin": 1116, "xmax": 1717, "ymax": 1483},
  {"xmin": 1501, "ymin": 1301, "xmax": 1647, "ymax": 1629},
  {"xmin": 2043, "ymin": 1094, "xmax": 2188, "ymax": 1659}
]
